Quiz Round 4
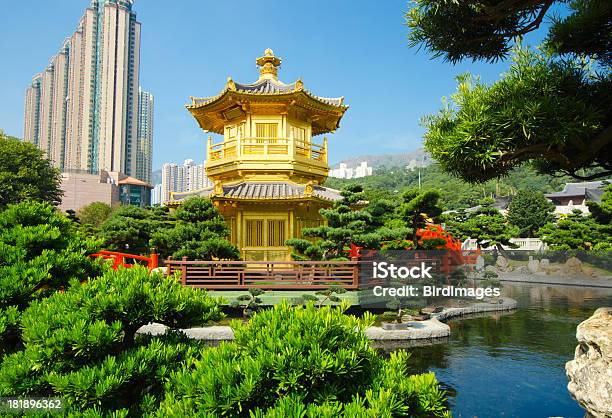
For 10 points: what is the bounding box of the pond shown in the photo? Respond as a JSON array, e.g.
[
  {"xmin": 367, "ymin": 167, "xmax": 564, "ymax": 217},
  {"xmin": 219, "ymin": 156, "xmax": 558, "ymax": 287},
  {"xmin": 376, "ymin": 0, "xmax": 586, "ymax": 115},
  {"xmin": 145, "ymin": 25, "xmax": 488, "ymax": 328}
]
[{"xmin": 382, "ymin": 283, "xmax": 612, "ymax": 418}]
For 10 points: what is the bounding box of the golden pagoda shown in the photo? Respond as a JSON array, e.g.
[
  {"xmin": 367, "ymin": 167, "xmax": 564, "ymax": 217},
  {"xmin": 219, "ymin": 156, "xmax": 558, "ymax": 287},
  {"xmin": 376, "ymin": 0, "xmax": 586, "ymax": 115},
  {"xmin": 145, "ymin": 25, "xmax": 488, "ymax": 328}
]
[{"xmin": 170, "ymin": 49, "xmax": 349, "ymax": 261}]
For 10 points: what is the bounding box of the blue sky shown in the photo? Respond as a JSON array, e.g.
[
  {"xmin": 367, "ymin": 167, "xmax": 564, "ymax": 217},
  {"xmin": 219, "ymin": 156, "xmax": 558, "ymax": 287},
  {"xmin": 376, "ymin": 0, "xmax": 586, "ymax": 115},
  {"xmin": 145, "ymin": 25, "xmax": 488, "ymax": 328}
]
[{"xmin": 0, "ymin": 0, "xmax": 553, "ymax": 170}]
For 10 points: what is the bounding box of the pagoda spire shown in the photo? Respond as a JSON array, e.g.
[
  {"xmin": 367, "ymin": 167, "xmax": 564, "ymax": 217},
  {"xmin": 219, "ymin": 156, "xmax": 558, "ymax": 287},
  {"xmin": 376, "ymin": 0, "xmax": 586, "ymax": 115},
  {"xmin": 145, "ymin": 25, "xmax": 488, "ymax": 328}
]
[{"xmin": 256, "ymin": 48, "xmax": 282, "ymax": 81}]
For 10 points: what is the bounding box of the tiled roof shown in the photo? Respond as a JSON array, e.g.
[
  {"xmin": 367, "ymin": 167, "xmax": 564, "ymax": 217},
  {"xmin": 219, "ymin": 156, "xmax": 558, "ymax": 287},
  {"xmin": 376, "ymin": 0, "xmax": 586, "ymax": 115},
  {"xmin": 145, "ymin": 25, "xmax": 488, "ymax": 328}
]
[
  {"xmin": 169, "ymin": 182, "xmax": 343, "ymax": 202},
  {"xmin": 235, "ymin": 79, "xmax": 297, "ymax": 94},
  {"xmin": 188, "ymin": 78, "xmax": 346, "ymax": 109},
  {"xmin": 545, "ymin": 181, "xmax": 606, "ymax": 200}
]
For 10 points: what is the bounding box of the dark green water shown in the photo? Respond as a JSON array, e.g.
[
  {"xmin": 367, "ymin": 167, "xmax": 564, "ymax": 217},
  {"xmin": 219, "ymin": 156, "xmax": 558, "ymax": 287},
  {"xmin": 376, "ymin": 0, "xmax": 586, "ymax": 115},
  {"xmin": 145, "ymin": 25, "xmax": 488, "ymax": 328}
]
[{"xmin": 386, "ymin": 283, "xmax": 612, "ymax": 418}]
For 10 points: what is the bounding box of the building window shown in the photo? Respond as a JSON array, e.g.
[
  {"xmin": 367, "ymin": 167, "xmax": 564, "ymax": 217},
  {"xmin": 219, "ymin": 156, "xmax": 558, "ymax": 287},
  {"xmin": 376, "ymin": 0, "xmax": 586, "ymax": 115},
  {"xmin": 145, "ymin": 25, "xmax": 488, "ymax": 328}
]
[
  {"xmin": 267, "ymin": 220, "xmax": 286, "ymax": 247},
  {"xmin": 245, "ymin": 219, "xmax": 264, "ymax": 247},
  {"xmin": 255, "ymin": 123, "xmax": 278, "ymax": 143}
]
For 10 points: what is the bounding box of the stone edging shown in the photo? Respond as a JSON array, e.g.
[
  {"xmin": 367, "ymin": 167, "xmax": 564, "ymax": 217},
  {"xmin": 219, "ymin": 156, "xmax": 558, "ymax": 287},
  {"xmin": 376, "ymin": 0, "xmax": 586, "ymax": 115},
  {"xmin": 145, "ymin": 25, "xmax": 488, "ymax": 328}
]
[{"xmin": 138, "ymin": 298, "xmax": 517, "ymax": 342}]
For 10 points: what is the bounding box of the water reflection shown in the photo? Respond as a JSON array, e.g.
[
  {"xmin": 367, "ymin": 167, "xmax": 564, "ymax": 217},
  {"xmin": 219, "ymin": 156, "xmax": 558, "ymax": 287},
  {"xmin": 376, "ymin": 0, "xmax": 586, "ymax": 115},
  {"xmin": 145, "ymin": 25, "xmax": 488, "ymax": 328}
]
[{"xmin": 385, "ymin": 283, "xmax": 612, "ymax": 418}]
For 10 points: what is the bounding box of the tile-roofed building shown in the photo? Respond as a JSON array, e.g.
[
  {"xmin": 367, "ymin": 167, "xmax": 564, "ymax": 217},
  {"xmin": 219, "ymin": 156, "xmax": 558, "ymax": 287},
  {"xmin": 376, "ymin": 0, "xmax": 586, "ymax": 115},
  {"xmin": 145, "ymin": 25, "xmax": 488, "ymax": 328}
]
[
  {"xmin": 545, "ymin": 180, "xmax": 609, "ymax": 215},
  {"xmin": 173, "ymin": 49, "xmax": 348, "ymax": 261}
]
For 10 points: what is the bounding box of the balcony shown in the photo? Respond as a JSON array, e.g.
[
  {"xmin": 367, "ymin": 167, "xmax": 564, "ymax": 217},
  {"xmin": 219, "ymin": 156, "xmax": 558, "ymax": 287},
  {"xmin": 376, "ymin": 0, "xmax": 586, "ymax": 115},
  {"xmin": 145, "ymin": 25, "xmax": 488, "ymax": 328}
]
[{"xmin": 206, "ymin": 137, "xmax": 329, "ymax": 176}]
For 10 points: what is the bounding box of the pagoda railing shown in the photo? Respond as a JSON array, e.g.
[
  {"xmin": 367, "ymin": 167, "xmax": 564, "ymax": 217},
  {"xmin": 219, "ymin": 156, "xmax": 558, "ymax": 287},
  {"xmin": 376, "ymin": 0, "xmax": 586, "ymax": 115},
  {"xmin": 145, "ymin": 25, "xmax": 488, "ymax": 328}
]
[{"xmin": 208, "ymin": 137, "xmax": 327, "ymax": 164}]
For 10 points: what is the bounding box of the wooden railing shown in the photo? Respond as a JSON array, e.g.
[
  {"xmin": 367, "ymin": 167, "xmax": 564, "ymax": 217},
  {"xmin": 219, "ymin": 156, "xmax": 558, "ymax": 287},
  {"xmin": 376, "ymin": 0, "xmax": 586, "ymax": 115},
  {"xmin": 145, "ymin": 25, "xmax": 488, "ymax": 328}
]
[
  {"xmin": 165, "ymin": 257, "xmax": 359, "ymax": 290},
  {"xmin": 208, "ymin": 137, "xmax": 327, "ymax": 163}
]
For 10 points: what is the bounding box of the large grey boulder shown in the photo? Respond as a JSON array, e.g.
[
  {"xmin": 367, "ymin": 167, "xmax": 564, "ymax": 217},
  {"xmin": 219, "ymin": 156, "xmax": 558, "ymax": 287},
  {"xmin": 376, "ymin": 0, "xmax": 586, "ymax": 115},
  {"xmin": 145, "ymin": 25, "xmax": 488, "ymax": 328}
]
[
  {"xmin": 562, "ymin": 256, "xmax": 583, "ymax": 275},
  {"xmin": 495, "ymin": 255, "xmax": 509, "ymax": 271},
  {"xmin": 566, "ymin": 307, "xmax": 612, "ymax": 418}
]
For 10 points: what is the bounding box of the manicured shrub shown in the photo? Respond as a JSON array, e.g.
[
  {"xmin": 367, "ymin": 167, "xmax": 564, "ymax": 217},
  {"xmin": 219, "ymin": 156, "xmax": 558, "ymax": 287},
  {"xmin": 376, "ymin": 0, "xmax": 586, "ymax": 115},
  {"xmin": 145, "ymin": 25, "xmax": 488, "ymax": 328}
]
[
  {"xmin": 0, "ymin": 266, "xmax": 223, "ymax": 416},
  {"xmin": 0, "ymin": 201, "xmax": 102, "ymax": 354},
  {"xmin": 155, "ymin": 303, "xmax": 450, "ymax": 417}
]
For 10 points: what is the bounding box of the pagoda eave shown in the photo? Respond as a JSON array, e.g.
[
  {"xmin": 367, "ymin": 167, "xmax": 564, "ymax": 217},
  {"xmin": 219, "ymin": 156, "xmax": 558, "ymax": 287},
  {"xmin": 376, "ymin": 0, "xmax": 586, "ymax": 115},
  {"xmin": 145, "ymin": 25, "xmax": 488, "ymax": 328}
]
[{"xmin": 187, "ymin": 90, "xmax": 347, "ymax": 135}]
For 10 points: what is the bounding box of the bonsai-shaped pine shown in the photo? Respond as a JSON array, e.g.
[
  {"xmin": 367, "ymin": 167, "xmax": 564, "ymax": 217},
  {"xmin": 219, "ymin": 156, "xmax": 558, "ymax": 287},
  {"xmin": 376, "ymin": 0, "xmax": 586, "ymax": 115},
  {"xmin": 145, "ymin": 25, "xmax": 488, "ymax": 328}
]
[
  {"xmin": 445, "ymin": 197, "xmax": 519, "ymax": 254},
  {"xmin": 287, "ymin": 185, "xmax": 407, "ymax": 260},
  {"xmin": 538, "ymin": 209, "xmax": 606, "ymax": 251},
  {"xmin": 151, "ymin": 197, "xmax": 240, "ymax": 260},
  {"xmin": 0, "ymin": 201, "xmax": 102, "ymax": 355},
  {"xmin": 301, "ymin": 285, "xmax": 347, "ymax": 308},
  {"xmin": 0, "ymin": 266, "xmax": 223, "ymax": 416},
  {"xmin": 99, "ymin": 205, "xmax": 163, "ymax": 254},
  {"xmin": 396, "ymin": 188, "xmax": 444, "ymax": 244},
  {"xmin": 230, "ymin": 288, "xmax": 266, "ymax": 318},
  {"xmin": 155, "ymin": 302, "xmax": 450, "ymax": 417}
]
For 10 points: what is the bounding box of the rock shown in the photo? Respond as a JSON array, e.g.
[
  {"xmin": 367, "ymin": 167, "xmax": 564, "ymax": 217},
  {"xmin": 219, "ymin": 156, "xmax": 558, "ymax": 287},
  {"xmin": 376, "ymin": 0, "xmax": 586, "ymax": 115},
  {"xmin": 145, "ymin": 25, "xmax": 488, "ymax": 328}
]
[
  {"xmin": 540, "ymin": 259, "xmax": 550, "ymax": 271},
  {"xmin": 485, "ymin": 265, "xmax": 498, "ymax": 274},
  {"xmin": 514, "ymin": 265, "xmax": 530, "ymax": 275},
  {"xmin": 527, "ymin": 258, "xmax": 540, "ymax": 274},
  {"xmin": 382, "ymin": 322, "xmax": 411, "ymax": 330},
  {"xmin": 566, "ymin": 307, "xmax": 612, "ymax": 418},
  {"xmin": 562, "ymin": 257, "xmax": 583, "ymax": 275},
  {"xmin": 475, "ymin": 255, "xmax": 485, "ymax": 271},
  {"xmin": 495, "ymin": 256, "xmax": 509, "ymax": 271}
]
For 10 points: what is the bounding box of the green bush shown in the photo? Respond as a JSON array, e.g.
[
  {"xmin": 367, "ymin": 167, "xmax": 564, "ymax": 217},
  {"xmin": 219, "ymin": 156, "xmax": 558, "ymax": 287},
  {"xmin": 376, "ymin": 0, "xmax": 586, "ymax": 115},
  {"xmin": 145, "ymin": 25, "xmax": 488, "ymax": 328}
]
[
  {"xmin": 0, "ymin": 201, "xmax": 102, "ymax": 354},
  {"xmin": 155, "ymin": 303, "xmax": 449, "ymax": 417},
  {"xmin": 0, "ymin": 133, "xmax": 63, "ymax": 208},
  {"xmin": 0, "ymin": 266, "xmax": 223, "ymax": 415},
  {"xmin": 152, "ymin": 198, "xmax": 240, "ymax": 260}
]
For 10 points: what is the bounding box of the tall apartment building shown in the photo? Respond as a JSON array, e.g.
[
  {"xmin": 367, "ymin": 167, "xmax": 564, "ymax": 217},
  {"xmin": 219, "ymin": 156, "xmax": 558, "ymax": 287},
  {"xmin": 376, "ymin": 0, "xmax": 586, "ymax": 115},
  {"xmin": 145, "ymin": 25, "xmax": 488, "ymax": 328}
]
[
  {"xmin": 24, "ymin": 0, "xmax": 143, "ymax": 179},
  {"xmin": 161, "ymin": 160, "xmax": 213, "ymax": 204},
  {"xmin": 151, "ymin": 183, "xmax": 162, "ymax": 205},
  {"xmin": 136, "ymin": 88, "xmax": 154, "ymax": 183}
]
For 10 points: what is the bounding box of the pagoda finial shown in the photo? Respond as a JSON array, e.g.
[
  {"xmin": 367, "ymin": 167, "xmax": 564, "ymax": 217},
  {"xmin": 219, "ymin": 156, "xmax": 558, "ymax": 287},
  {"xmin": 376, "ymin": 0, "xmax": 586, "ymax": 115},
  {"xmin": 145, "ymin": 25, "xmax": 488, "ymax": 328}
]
[{"xmin": 256, "ymin": 48, "xmax": 282, "ymax": 81}]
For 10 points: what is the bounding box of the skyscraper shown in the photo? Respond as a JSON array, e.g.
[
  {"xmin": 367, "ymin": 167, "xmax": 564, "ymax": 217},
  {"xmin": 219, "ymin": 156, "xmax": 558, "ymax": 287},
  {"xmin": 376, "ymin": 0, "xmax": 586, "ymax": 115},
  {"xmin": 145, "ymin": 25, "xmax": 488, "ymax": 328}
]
[
  {"xmin": 24, "ymin": 0, "xmax": 142, "ymax": 177},
  {"xmin": 136, "ymin": 88, "xmax": 153, "ymax": 183}
]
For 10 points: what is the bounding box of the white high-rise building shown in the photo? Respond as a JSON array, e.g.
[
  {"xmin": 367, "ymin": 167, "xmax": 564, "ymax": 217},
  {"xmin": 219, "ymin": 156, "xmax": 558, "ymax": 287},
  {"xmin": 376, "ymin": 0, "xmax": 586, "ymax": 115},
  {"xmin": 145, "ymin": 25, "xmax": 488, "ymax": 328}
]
[
  {"xmin": 151, "ymin": 184, "xmax": 162, "ymax": 205},
  {"xmin": 160, "ymin": 159, "xmax": 213, "ymax": 204}
]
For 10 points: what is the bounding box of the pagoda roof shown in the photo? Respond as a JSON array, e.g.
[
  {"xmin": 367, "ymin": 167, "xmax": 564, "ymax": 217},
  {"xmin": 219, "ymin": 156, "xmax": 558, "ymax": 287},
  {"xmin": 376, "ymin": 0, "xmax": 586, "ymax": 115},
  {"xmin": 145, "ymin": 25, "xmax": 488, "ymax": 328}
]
[
  {"xmin": 186, "ymin": 49, "xmax": 348, "ymax": 135},
  {"xmin": 190, "ymin": 78, "xmax": 346, "ymax": 109},
  {"xmin": 168, "ymin": 181, "xmax": 343, "ymax": 203}
]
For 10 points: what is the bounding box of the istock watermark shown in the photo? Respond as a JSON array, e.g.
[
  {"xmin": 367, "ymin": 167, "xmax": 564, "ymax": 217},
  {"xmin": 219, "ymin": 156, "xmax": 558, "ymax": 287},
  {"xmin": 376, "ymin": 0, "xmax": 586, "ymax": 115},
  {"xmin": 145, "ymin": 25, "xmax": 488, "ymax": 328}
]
[
  {"xmin": 357, "ymin": 250, "xmax": 503, "ymax": 308},
  {"xmin": 372, "ymin": 261, "xmax": 433, "ymax": 279}
]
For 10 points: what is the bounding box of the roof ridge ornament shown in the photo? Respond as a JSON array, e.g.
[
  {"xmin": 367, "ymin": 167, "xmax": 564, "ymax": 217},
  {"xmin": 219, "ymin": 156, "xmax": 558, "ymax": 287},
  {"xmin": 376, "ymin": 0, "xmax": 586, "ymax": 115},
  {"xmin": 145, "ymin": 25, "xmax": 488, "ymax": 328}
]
[
  {"xmin": 225, "ymin": 76, "xmax": 236, "ymax": 91},
  {"xmin": 295, "ymin": 78, "xmax": 304, "ymax": 91},
  {"xmin": 256, "ymin": 48, "xmax": 282, "ymax": 81}
]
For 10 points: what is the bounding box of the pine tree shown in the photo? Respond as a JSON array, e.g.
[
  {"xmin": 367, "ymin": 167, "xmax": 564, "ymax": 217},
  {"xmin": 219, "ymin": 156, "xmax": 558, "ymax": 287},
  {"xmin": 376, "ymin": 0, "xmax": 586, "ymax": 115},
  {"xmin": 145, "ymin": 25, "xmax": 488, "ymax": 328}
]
[{"xmin": 507, "ymin": 190, "xmax": 555, "ymax": 237}]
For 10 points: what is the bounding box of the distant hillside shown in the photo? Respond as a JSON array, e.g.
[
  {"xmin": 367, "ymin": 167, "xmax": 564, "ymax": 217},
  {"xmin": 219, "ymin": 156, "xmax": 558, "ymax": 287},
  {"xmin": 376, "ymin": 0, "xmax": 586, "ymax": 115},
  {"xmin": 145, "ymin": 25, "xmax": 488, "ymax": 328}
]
[
  {"xmin": 331, "ymin": 148, "xmax": 432, "ymax": 169},
  {"xmin": 324, "ymin": 163, "xmax": 579, "ymax": 210}
]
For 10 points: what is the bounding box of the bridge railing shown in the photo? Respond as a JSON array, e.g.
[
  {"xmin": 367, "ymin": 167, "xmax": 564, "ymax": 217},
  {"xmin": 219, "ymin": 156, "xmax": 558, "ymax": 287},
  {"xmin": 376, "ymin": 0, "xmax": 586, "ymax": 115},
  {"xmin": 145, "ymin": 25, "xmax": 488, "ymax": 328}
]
[{"xmin": 90, "ymin": 250, "xmax": 159, "ymax": 270}]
